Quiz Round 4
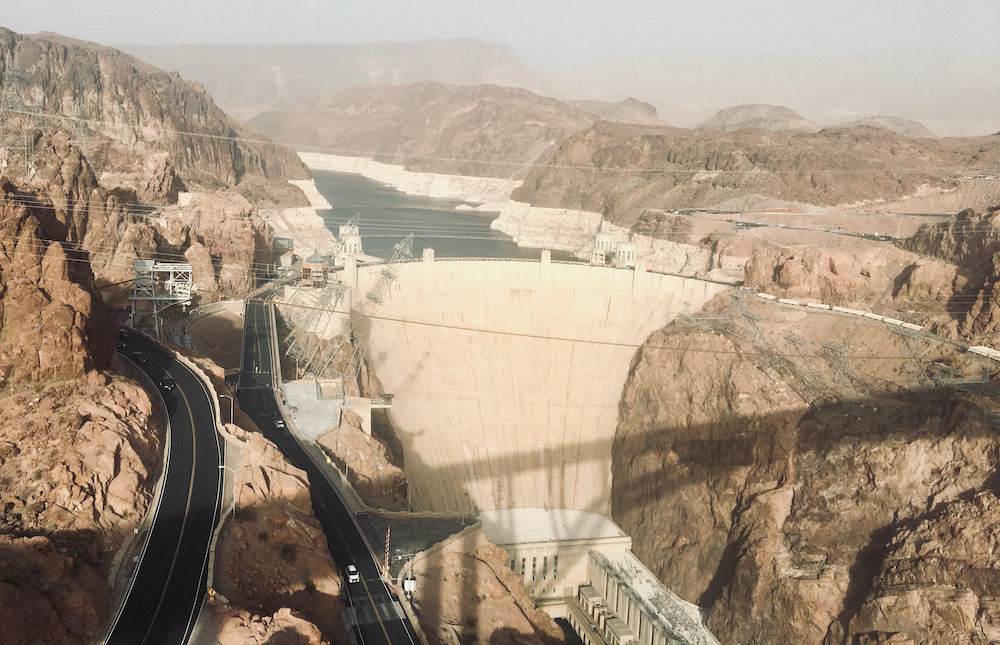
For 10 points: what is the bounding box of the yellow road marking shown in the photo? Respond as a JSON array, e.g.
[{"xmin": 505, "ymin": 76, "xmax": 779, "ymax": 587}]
[
  {"xmin": 252, "ymin": 301, "xmax": 396, "ymax": 643},
  {"xmin": 248, "ymin": 301, "xmax": 397, "ymax": 642},
  {"xmin": 141, "ymin": 365, "xmax": 199, "ymax": 644}
]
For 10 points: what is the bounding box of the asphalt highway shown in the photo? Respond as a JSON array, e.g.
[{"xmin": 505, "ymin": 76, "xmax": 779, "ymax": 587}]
[
  {"xmin": 237, "ymin": 298, "xmax": 418, "ymax": 645},
  {"xmin": 106, "ymin": 335, "xmax": 223, "ymax": 645}
]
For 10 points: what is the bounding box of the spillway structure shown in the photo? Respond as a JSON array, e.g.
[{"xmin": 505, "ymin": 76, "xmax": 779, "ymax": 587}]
[{"xmin": 332, "ymin": 251, "xmax": 729, "ymax": 516}]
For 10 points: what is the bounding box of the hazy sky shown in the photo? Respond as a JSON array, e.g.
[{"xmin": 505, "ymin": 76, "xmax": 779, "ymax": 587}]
[{"xmin": 4, "ymin": 0, "xmax": 999, "ymax": 68}]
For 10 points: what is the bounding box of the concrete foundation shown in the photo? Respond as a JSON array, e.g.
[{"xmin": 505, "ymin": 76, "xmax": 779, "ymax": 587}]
[{"xmin": 336, "ymin": 257, "xmax": 729, "ymax": 515}]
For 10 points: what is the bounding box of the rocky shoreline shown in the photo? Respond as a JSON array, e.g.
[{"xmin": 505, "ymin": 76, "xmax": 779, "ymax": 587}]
[{"xmin": 293, "ymin": 153, "xmax": 744, "ymax": 279}]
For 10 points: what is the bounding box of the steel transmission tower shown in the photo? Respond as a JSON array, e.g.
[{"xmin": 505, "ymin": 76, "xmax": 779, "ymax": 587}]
[
  {"xmin": 128, "ymin": 260, "xmax": 194, "ymax": 339},
  {"xmin": 0, "ymin": 50, "xmax": 42, "ymax": 177}
]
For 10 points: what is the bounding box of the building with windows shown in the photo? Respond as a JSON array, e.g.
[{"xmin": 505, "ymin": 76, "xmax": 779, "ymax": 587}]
[
  {"xmin": 301, "ymin": 250, "xmax": 329, "ymax": 287},
  {"xmin": 478, "ymin": 508, "xmax": 632, "ymax": 616}
]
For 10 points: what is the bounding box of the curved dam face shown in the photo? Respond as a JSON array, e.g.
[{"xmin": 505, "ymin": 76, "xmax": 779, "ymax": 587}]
[{"xmin": 344, "ymin": 257, "xmax": 729, "ymax": 515}]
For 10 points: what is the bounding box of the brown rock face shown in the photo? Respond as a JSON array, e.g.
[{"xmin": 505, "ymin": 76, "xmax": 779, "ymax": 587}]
[
  {"xmin": 215, "ymin": 428, "xmax": 346, "ymax": 643},
  {"xmin": 613, "ymin": 292, "xmax": 1000, "ymax": 644},
  {"xmin": 0, "ymin": 178, "xmax": 115, "ymax": 385},
  {"xmin": 213, "ymin": 607, "xmax": 329, "ymax": 645},
  {"xmin": 511, "ymin": 121, "xmax": 1000, "ymax": 226},
  {"xmin": 410, "ymin": 527, "xmax": 563, "ymax": 645},
  {"xmin": 845, "ymin": 491, "xmax": 1000, "ymax": 644},
  {"xmin": 317, "ymin": 409, "xmax": 407, "ymax": 510},
  {"xmin": 0, "ymin": 379, "xmax": 163, "ymax": 645},
  {"xmin": 900, "ymin": 206, "xmax": 1000, "ymax": 344},
  {"xmin": 741, "ymin": 236, "xmax": 970, "ymax": 337},
  {"xmin": 249, "ymin": 81, "xmax": 595, "ymax": 178},
  {"xmin": 0, "ymin": 27, "xmax": 308, "ymax": 192}
]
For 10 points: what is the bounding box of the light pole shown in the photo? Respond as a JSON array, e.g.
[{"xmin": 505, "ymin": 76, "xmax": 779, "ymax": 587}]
[{"xmin": 220, "ymin": 394, "xmax": 234, "ymax": 424}]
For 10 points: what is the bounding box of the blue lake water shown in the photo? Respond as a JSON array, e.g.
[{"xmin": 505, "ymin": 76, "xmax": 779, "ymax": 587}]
[{"xmin": 310, "ymin": 169, "xmax": 572, "ymax": 260}]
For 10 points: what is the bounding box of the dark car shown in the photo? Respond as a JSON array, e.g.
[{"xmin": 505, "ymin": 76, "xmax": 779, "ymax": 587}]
[
  {"xmin": 130, "ymin": 351, "xmax": 148, "ymax": 363},
  {"xmin": 159, "ymin": 376, "xmax": 175, "ymax": 391},
  {"xmin": 118, "ymin": 328, "xmax": 130, "ymax": 340}
]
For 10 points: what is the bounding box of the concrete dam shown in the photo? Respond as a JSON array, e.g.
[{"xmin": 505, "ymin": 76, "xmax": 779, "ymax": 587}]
[{"xmin": 305, "ymin": 254, "xmax": 729, "ymax": 515}]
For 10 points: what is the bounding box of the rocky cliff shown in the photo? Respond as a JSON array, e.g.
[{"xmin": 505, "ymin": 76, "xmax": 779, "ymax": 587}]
[
  {"xmin": 510, "ymin": 121, "xmax": 1000, "ymax": 226},
  {"xmin": 1, "ymin": 27, "xmax": 308, "ymax": 194},
  {"xmin": 214, "ymin": 426, "xmax": 345, "ymax": 643},
  {"xmin": 250, "ymin": 82, "xmax": 594, "ymax": 179},
  {"xmin": 409, "ymin": 527, "xmax": 564, "ymax": 645},
  {"xmin": 613, "ymin": 290, "xmax": 1000, "ymax": 644},
  {"xmin": 0, "ymin": 175, "xmax": 164, "ymax": 644},
  {"xmin": 900, "ymin": 206, "xmax": 1000, "ymax": 343}
]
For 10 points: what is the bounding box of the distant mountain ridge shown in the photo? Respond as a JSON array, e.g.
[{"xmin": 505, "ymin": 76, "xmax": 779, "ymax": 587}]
[
  {"xmin": 567, "ymin": 97, "xmax": 665, "ymax": 126},
  {"xmin": 698, "ymin": 104, "xmax": 820, "ymax": 134},
  {"xmin": 118, "ymin": 39, "xmax": 556, "ymax": 121},
  {"xmin": 837, "ymin": 116, "xmax": 937, "ymax": 139},
  {"xmin": 248, "ymin": 81, "xmax": 595, "ymax": 178}
]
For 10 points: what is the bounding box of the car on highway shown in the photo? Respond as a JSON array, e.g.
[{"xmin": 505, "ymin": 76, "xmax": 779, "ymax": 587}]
[
  {"xmin": 130, "ymin": 351, "xmax": 148, "ymax": 363},
  {"xmin": 274, "ymin": 419, "xmax": 285, "ymax": 429},
  {"xmin": 346, "ymin": 564, "xmax": 360, "ymax": 583},
  {"xmin": 160, "ymin": 376, "xmax": 175, "ymax": 391}
]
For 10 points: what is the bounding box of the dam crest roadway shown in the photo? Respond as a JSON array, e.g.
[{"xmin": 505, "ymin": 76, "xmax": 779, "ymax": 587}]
[{"xmin": 274, "ymin": 252, "xmax": 729, "ymax": 516}]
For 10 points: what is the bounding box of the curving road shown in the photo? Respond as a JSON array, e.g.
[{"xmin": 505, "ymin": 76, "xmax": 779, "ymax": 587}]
[
  {"xmin": 237, "ymin": 297, "xmax": 418, "ymax": 645},
  {"xmin": 106, "ymin": 335, "xmax": 223, "ymax": 645}
]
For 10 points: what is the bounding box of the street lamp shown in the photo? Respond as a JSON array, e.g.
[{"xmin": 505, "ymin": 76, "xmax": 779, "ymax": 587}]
[{"xmin": 220, "ymin": 394, "xmax": 234, "ymax": 424}]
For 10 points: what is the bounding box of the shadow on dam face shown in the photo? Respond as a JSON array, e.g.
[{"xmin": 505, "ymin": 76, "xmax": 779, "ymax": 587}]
[{"xmin": 338, "ymin": 258, "xmax": 729, "ymax": 514}]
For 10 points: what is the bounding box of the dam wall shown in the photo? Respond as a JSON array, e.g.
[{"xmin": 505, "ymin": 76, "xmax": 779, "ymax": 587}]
[{"xmin": 339, "ymin": 257, "xmax": 729, "ymax": 515}]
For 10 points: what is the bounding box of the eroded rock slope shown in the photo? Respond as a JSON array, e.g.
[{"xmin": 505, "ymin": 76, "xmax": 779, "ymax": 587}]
[{"xmin": 613, "ymin": 288, "xmax": 1000, "ymax": 644}]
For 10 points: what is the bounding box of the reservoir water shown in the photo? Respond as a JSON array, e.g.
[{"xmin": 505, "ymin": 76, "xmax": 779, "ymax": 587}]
[{"xmin": 311, "ymin": 169, "xmax": 571, "ymax": 260}]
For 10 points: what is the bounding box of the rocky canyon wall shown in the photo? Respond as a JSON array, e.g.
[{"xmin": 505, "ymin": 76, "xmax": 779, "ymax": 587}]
[
  {"xmin": 612, "ymin": 289, "xmax": 1000, "ymax": 644},
  {"xmin": 0, "ymin": 175, "xmax": 164, "ymax": 644}
]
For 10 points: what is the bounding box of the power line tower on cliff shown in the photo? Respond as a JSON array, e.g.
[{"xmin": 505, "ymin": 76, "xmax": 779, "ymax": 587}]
[
  {"xmin": 71, "ymin": 98, "xmax": 92, "ymax": 149},
  {"xmin": 128, "ymin": 260, "xmax": 194, "ymax": 339},
  {"xmin": 0, "ymin": 50, "xmax": 42, "ymax": 177}
]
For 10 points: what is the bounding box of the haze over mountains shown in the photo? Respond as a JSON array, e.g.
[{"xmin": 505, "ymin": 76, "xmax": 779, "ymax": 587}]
[
  {"xmin": 117, "ymin": 40, "xmax": 1000, "ymax": 137},
  {"xmin": 118, "ymin": 40, "xmax": 554, "ymax": 122}
]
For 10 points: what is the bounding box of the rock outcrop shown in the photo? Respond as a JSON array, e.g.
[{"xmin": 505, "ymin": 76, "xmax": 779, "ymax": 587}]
[
  {"xmin": 697, "ymin": 104, "xmax": 821, "ymax": 134},
  {"xmin": 409, "ymin": 527, "xmax": 563, "ymax": 645},
  {"xmin": 0, "ymin": 172, "xmax": 164, "ymax": 644},
  {"xmin": 317, "ymin": 409, "xmax": 407, "ymax": 510},
  {"xmin": 900, "ymin": 206, "xmax": 1000, "ymax": 343},
  {"xmin": 0, "ymin": 176, "xmax": 115, "ymax": 384},
  {"xmin": 613, "ymin": 291, "xmax": 1000, "ymax": 644},
  {"xmin": 1, "ymin": 27, "xmax": 308, "ymax": 193},
  {"xmin": 511, "ymin": 121, "xmax": 1000, "ymax": 226},
  {"xmin": 837, "ymin": 116, "xmax": 938, "ymax": 139},
  {"xmin": 251, "ymin": 82, "xmax": 594, "ymax": 179},
  {"xmin": 0, "ymin": 378, "xmax": 163, "ymax": 645},
  {"xmin": 213, "ymin": 423, "xmax": 346, "ymax": 643}
]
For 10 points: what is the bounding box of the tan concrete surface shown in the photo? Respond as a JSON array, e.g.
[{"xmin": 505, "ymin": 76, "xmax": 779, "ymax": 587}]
[{"xmin": 336, "ymin": 258, "xmax": 728, "ymax": 515}]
